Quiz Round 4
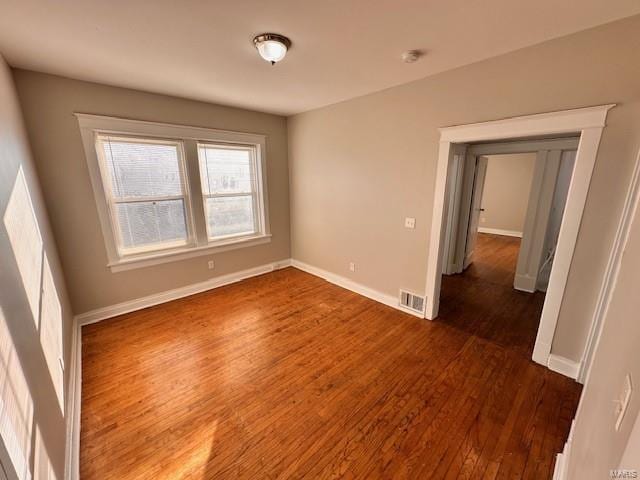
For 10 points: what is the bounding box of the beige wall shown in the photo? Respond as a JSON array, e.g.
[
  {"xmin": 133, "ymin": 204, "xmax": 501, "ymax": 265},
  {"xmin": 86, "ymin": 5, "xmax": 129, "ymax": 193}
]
[
  {"xmin": 569, "ymin": 179, "xmax": 640, "ymax": 478},
  {"xmin": 480, "ymin": 153, "xmax": 536, "ymax": 234},
  {"xmin": 620, "ymin": 411, "xmax": 640, "ymax": 470},
  {"xmin": 12, "ymin": 70, "xmax": 291, "ymax": 315},
  {"xmin": 0, "ymin": 55, "xmax": 71, "ymax": 479},
  {"xmin": 288, "ymin": 15, "xmax": 640, "ymax": 363}
]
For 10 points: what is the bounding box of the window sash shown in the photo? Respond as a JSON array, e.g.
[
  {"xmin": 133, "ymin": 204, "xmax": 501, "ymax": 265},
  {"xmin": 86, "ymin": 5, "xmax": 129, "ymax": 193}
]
[
  {"xmin": 113, "ymin": 200, "xmax": 191, "ymax": 254},
  {"xmin": 95, "ymin": 135, "xmax": 195, "ymax": 256},
  {"xmin": 197, "ymin": 143, "xmax": 263, "ymax": 241},
  {"xmin": 203, "ymin": 192, "xmax": 258, "ymax": 240}
]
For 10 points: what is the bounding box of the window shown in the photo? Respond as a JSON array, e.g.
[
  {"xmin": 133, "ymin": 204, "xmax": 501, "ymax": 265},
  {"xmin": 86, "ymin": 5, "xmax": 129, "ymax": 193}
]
[
  {"xmin": 97, "ymin": 136, "xmax": 193, "ymax": 255},
  {"xmin": 77, "ymin": 115, "xmax": 270, "ymax": 271},
  {"xmin": 198, "ymin": 143, "xmax": 261, "ymax": 240}
]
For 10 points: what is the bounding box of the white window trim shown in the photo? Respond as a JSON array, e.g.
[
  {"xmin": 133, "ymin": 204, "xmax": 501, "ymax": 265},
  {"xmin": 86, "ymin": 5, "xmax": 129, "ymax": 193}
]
[{"xmin": 76, "ymin": 113, "xmax": 271, "ymax": 272}]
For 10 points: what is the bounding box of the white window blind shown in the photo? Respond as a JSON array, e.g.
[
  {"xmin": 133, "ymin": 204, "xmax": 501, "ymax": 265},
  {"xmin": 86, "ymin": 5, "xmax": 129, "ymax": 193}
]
[
  {"xmin": 96, "ymin": 135, "xmax": 192, "ymax": 255},
  {"xmin": 198, "ymin": 143, "xmax": 260, "ymax": 240}
]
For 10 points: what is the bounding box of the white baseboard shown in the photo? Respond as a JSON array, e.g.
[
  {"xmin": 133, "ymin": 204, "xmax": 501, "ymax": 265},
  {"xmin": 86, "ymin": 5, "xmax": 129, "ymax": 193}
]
[
  {"xmin": 553, "ymin": 420, "xmax": 576, "ymax": 480},
  {"xmin": 75, "ymin": 259, "xmax": 292, "ymax": 326},
  {"xmin": 514, "ymin": 273, "xmax": 537, "ymax": 293},
  {"xmin": 478, "ymin": 227, "xmax": 523, "ymax": 238},
  {"xmin": 553, "ymin": 452, "xmax": 567, "ymax": 480},
  {"xmin": 64, "ymin": 320, "xmax": 82, "ymax": 480},
  {"xmin": 532, "ymin": 339, "xmax": 551, "ymax": 366},
  {"xmin": 548, "ymin": 354, "xmax": 581, "ymax": 381},
  {"xmin": 290, "ymin": 259, "xmax": 423, "ymax": 318}
]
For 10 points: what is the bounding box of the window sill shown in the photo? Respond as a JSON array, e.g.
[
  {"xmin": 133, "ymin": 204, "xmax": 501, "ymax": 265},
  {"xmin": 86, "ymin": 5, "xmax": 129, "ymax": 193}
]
[{"xmin": 107, "ymin": 234, "xmax": 272, "ymax": 272}]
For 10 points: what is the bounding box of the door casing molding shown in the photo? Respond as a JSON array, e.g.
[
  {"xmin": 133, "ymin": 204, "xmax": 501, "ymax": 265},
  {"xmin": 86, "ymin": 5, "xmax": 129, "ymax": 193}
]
[{"xmin": 424, "ymin": 104, "xmax": 614, "ymax": 370}]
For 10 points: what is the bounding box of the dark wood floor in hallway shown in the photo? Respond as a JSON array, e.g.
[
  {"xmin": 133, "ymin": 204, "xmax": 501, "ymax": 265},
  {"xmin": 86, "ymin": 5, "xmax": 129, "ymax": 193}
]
[
  {"xmin": 81, "ymin": 233, "xmax": 581, "ymax": 479},
  {"xmin": 439, "ymin": 233, "xmax": 548, "ymax": 359}
]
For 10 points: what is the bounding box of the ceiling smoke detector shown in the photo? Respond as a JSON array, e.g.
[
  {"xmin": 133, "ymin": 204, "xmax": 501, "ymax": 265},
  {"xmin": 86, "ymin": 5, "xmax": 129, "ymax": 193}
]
[
  {"xmin": 253, "ymin": 33, "xmax": 291, "ymax": 65},
  {"xmin": 401, "ymin": 50, "xmax": 422, "ymax": 63}
]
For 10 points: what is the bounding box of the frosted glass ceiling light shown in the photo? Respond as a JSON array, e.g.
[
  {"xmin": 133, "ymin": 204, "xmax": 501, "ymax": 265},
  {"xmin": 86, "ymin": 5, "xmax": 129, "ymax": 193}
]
[{"xmin": 253, "ymin": 33, "xmax": 291, "ymax": 65}]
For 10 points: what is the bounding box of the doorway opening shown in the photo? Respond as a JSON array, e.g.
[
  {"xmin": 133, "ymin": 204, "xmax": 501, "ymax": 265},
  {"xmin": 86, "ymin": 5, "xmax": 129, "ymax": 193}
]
[
  {"xmin": 438, "ymin": 138, "xmax": 578, "ymax": 358},
  {"xmin": 424, "ymin": 105, "xmax": 614, "ymax": 374}
]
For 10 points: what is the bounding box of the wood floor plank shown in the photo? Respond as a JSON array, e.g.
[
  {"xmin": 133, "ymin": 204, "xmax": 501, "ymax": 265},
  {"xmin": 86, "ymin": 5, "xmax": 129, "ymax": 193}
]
[{"xmin": 80, "ymin": 233, "xmax": 581, "ymax": 479}]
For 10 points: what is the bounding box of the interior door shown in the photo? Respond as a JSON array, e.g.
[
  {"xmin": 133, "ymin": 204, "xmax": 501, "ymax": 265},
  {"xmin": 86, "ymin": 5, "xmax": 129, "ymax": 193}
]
[
  {"xmin": 441, "ymin": 146, "xmax": 467, "ymax": 275},
  {"xmin": 463, "ymin": 156, "xmax": 488, "ymax": 268}
]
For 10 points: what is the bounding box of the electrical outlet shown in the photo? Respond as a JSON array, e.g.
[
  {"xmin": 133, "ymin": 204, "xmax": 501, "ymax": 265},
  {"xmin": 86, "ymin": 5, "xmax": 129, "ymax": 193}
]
[
  {"xmin": 404, "ymin": 217, "xmax": 416, "ymax": 229},
  {"xmin": 208, "ymin": 260, "xmax": 215, "ymax": 270},
  {"xmin": 349, "ymin": 262, "xmax": 356, "ymax": 272},
  {"xmin": 615, "ymin": 374, "xmax": 632, "ymax": 431}
]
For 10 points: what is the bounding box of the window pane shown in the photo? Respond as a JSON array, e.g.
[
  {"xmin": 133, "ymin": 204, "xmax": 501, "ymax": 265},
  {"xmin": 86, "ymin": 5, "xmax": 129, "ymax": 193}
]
[
  {"xmin": 206, "ymin": 196, "xmax": 255, "ymax": 238},
  {"xmin": 198, "ymin": 145, "xmax": 254, "ymax": 195},
  {"xmin": 100, "ymin": 137, "xmax": 183, "ymax": 198},
  {"xmin": 116, "ymin": 199, "xmax": 188, "ymax": 250}
]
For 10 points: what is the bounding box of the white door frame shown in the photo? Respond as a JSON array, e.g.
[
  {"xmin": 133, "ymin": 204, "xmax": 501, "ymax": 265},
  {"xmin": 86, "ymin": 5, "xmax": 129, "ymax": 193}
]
[
  {"xmin": 424, "ymin": 104, "xmax": 615, "ymax": 368},
  {"xmin": 463, "ymin": 155, "xmax": 488, "ymax": 270}
]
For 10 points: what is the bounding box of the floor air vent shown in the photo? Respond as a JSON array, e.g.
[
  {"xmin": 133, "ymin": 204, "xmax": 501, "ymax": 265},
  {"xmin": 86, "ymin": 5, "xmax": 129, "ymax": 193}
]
[{"xmin": 400, "ymin": 290, "xmax": 425, "ymax": 314}]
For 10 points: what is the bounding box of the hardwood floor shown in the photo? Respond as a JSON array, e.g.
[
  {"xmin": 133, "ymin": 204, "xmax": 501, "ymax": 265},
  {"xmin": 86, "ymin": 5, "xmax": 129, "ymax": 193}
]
[
  {"xmin": 439, "ymin": 233, "xmax": 546, "ymax": 358},
  {"xmin": 81, "ymin": 234, "xmax": 581, "ymax": 479}
]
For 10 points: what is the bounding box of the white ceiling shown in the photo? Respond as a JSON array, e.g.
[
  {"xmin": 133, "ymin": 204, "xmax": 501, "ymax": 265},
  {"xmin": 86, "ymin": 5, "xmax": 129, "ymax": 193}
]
[{"xmin": 1, "ymin": 1, "xmax": 639, "ymax": 116}]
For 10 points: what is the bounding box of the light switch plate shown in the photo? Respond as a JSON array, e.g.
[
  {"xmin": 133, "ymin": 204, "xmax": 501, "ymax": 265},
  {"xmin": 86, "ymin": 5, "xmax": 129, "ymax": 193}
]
[
  {"xmin": 349, "ymin": 262, "xmax": 356, "ymax": 272},
  {"xmin": 404, "ymin": 217, "xmax": 416, "ymax": 229},
  {"xmin": 615, "ymin": 374, "xmax": 632, "ymax": 431}
]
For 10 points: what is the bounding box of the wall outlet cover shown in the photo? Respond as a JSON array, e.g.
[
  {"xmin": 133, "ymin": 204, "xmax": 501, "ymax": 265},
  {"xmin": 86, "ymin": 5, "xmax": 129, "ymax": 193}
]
[
  {"xmin": 404, "ymin": 217, "xmax": 416, "ymax": 229},
  {"xmin": 615, "ymin": 374, "xmax": 633, "ymax": 431}
]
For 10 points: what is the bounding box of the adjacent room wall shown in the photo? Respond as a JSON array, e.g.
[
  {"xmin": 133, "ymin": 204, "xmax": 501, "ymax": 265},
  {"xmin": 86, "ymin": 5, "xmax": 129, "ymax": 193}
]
[
  {"xmin": 479, "ymin": 153, "xmax": 536, "ymax": 236},
  {"xmin": 569, "ymin": 175, "xmax": 640, "ymax": 478},
  {"xmin": 287, "ymin": 15, "xmax": 640, "ymax": 363},
  {"xmin": 12, "ymin": 71, "xmax": 291, "ymax": 315},
  {"xmin": 0, "ymin": 54, "xmax": 71, "ymax": 480}
]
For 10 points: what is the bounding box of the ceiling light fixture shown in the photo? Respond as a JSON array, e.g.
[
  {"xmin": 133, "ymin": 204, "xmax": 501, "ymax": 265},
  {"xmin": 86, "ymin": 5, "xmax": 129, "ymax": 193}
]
[{"xmin": 253, "ymin": 33, "xmax": 291, "ymax": 65}]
